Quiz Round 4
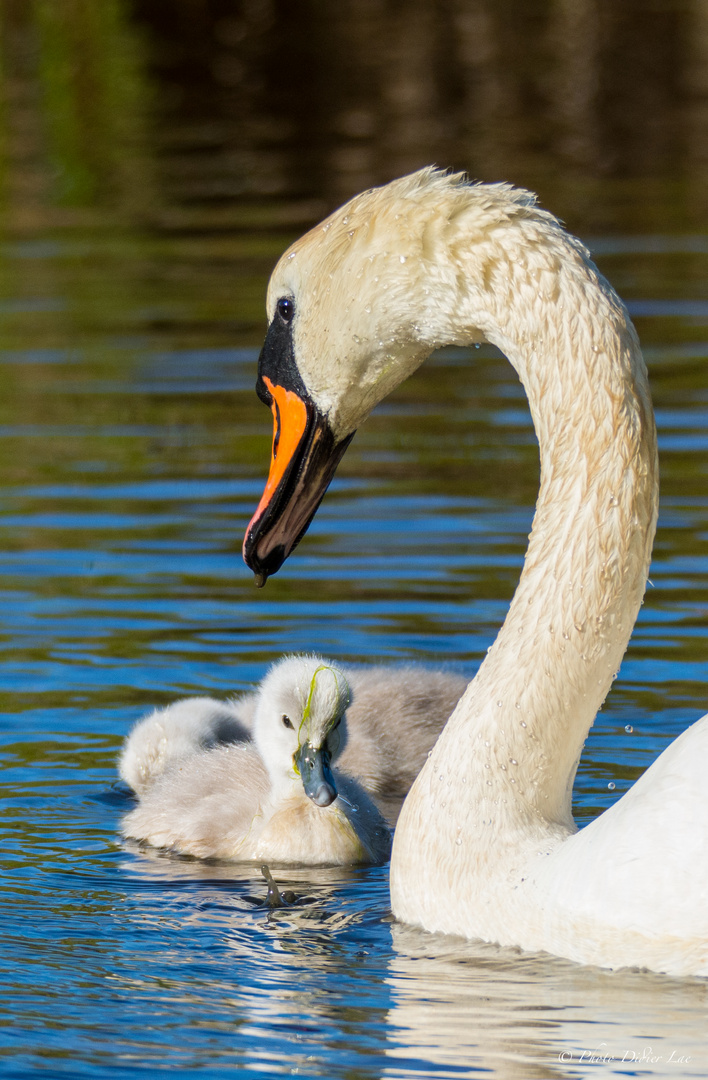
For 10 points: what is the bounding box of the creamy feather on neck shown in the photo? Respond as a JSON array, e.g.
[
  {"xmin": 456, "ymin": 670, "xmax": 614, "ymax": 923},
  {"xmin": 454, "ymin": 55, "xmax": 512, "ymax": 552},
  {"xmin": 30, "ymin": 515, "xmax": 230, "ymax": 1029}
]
[{"xmin": 398, "ymin": 202, "xmax": 657, "ymax": 847}]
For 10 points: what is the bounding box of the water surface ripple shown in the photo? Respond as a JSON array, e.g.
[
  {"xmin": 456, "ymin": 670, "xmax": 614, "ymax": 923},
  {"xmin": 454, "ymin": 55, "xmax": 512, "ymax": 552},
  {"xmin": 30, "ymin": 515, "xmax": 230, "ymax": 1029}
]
[{"xmin": 1, "ymin": 231, "xmax": 708, "ymax": 1078}]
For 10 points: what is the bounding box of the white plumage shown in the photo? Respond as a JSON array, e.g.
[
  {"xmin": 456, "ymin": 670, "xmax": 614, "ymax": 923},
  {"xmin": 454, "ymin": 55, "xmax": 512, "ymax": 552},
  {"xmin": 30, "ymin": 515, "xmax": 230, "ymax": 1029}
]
[
  {"xmin": 119, "ymin": 696, "xmax": 254, "ymax": 796},
  {"xmin": 252, "ymin": 168, "xmax": 708, "ymax": 975},
  {"xmin": 120, "ymin": 654, "xmax": 466, "ymax": 864},
  {"xmin": 121, "ymin": 656, "xmax": 392, "ymax": 865}
]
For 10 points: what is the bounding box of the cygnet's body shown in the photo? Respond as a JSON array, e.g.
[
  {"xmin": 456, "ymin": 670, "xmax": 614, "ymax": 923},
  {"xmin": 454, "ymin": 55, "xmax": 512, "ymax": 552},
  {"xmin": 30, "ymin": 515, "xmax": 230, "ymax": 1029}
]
[
  {"xmin": 121, "ymin": 657, "xmax": 391, "ymax": 866},
  {"xmin": 121, "ymin": 661, "xmax": 466, "ymax": 823},
  {"xmin": 339, "ymin": 665, "xmax": 467, "ymax": 820}
]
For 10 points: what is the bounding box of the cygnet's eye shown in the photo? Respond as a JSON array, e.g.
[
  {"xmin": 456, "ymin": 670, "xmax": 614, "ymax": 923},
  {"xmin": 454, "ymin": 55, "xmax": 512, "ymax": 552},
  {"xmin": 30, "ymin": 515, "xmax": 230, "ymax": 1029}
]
[
  {"xmin": 276, "ymin": 297, "xmax": 294, "ymax": 324},
  {"xmin": 281, "ymin": 714, "xmax": 294, "ymax": 729}
]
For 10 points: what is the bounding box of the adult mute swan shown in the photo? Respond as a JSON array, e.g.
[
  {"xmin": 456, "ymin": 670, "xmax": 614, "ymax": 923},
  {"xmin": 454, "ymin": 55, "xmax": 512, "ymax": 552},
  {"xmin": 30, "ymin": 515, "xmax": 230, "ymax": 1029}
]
[
  {"xmin": 242, "ymin": 168, "xmax": 708, "ymax": 976},
  {"xmin": 121, "ymin": 656, "xmax": 391, "ymax": 865}
]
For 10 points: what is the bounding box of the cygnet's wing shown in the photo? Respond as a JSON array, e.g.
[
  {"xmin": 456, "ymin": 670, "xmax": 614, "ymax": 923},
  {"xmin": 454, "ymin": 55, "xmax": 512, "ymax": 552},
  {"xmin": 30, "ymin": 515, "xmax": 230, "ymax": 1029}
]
[
  {"xmin": 122, "ymin": 742, "xmax": 270, "ymax": 860},
  {"xmin": 340, "ymin": 666, "xmax": 467, "ymax": 804},
  {"xmin": 120, "ymin": 696, "xmax": 252, "ymax": 794}
]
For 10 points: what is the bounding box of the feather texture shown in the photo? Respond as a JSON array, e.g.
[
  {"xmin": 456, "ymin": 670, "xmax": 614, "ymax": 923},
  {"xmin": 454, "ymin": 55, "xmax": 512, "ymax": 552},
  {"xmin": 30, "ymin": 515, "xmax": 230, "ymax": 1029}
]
[{"xmin": 258, "ymin": 168, "xmax": 708, "ymax": 975}]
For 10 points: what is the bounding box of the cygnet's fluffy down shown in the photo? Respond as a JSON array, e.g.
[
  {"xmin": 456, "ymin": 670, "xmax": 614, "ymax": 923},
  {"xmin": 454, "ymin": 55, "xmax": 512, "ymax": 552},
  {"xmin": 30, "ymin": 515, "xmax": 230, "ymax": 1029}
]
[
  {"xmin": 120, "ymin": 659, "xmax": 467, "ymax": 826},
  {"xmin": 119, "ymin": 696, "xmax": 255, "ymax": 796},
  {"xmin": 120, "ymin": 656, "xmax": 392, "ymax": 866},
  {"xmin": 340, "ymin": 665, "xmax": 467, "ymax": 819}
]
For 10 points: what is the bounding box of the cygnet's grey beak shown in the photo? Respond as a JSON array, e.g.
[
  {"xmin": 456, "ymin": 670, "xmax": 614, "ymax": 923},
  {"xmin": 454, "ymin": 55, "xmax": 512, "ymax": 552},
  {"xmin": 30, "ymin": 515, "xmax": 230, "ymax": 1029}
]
[{"xmin": 294, "ymin": 742, "xmax": 337, "ymax": 807}]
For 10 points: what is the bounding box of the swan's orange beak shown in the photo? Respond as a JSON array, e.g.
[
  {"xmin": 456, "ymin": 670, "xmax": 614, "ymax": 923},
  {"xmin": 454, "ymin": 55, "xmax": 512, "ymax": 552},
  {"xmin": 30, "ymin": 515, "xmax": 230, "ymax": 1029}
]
[{"xmin": 242, "ymin": 374, "xmax": 353, "ymax": 586}]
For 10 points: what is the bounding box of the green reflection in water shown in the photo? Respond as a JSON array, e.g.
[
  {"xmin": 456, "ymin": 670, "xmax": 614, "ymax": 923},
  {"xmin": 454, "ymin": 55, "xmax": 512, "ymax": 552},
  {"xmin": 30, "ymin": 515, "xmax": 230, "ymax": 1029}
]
[
  {"xmin": 0, "ymin": 4, "xmax": 707, "ymax": 1075},
  {"xmin": 33, "ymin": 0, "xmax": 147, "ymax": 208}
]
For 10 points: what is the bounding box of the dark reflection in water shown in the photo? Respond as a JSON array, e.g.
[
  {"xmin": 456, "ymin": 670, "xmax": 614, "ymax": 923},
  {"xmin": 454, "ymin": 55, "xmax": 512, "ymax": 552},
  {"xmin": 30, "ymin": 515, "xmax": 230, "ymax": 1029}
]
[
  {"xmin": 0, "ymin": 1, "xmax": 708, "ymax": 1077},
  {"xmin": 1, "ymin": 0, "xmax": 708, "ymax": 232},
  {"xmin": 131, "ymin": 0, "xmax": 708, "ymax": 222}
]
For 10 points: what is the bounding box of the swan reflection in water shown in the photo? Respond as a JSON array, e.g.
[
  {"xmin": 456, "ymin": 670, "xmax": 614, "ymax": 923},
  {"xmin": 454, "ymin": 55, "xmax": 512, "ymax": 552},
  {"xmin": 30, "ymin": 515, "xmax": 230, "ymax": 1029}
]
[
  {"xmin": 116, "ymin": 853, "xmax": 708, "ymax": 1076},
  {"xmin": 383, "ymin": 923, "xmax": 708, "ymax": 1078}
]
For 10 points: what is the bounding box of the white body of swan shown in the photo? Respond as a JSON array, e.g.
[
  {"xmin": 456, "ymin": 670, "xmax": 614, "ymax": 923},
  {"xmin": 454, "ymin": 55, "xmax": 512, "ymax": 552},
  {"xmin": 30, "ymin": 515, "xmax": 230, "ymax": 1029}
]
[
  {"xmin": 121, "ymin": 656, "xmax": 391, "ymax": 865},
  {"xmin": 120, "ymin": 662, "xmax": 466, "ymax": 822},
  {"xmin": 241, "ymin": 168, "xmax": 708, "ymax": 976}
]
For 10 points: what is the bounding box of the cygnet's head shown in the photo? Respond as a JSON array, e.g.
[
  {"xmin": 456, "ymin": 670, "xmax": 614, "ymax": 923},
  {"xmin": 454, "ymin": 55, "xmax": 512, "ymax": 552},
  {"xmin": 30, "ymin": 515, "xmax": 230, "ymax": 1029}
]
[{"xmin": 252, "ymin": 655, "xmax": 351, "ymax": 806}]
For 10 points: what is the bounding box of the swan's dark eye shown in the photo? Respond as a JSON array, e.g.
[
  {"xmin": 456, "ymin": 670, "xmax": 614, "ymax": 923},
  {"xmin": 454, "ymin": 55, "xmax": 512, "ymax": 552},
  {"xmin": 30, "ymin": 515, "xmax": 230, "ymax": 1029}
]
[
  {"xmin": 276, "ymin": 297, "xmax": 294, "ymax": 323},
  {"xmin": 282, "ymin": 714, "xmax": 294, "ymax": 729}
]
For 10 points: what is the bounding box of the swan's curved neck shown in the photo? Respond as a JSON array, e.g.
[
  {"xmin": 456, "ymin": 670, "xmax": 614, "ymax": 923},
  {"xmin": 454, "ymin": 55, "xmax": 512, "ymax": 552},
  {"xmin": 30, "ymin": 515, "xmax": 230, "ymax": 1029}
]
[{"xmin": 401, "ymin": 220, "xmax": 658, "ymax": 843}]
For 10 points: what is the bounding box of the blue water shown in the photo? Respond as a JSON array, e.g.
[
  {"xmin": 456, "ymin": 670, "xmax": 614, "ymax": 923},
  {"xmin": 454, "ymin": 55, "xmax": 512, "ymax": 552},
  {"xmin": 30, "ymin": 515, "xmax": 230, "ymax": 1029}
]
[{"xmin": 1, "ymin": 226, "xmax": 708, "ymax": 1079}]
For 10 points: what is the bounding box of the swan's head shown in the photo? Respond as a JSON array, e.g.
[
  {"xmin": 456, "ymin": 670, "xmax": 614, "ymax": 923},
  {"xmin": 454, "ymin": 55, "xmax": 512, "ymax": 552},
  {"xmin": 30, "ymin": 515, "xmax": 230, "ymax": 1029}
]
[
  {"xmin": 252, "ymin": 655, "xmax": 351, "ymax": 806},
  {"xmin": 243, "ymin": 167, "xmax": 522, "ymax": 583}
]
